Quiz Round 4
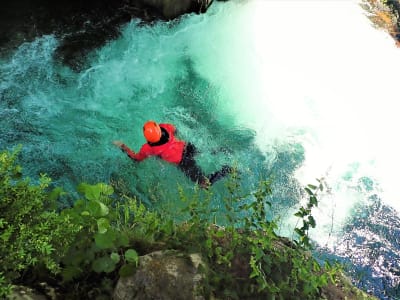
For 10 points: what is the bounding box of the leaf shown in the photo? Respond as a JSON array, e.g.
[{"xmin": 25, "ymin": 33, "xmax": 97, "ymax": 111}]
[
  {"xmin": 61, "ymin": 265, "xmax": 82, "ymax": 281},
  {"xmin": 163, "ymin": 219, "xmax": 174, "ymax": 236},
  {"xmin": 294, "ymin": 212, "xmax": 303, "ymax": 218},
  {"xmin": 294, "ymin": 228, "xmax": 303, "ymax": 236},
  {"xmin": 310, "ymin": 196, "xmax": 318, "ymax": 207},
  {"xmin": 307, "ymin": 184, "xmax": 318, "ymax": 190},
  {"xmin": 87, "ymin": 200, "xmax": 109, "ymax": 217},
  {"xmin": 301, "ymin": 236, "xmax": 310, "ymax": 247},
  {"xmin": 73, "ymin": 199, "xmax": 85, "ymax": 210},
  {"xmin": 115, "ymin": 232, "xmax": 130, "ymax": 247},
  {"xmin": 305, "ymin": 187, "xmax": 314, "ymax": 196},
  {"xmin": 110, "ymin": 252, "xmax": 121, "ymax": 264},
  {"xmin": 215, "ymin": 230, "xmax": 225, "ymax": 238},
  {"xmin": 94, "ymin": 230, "xmax": 117, "ymax": 250},
  {"xmin": 308, "ymin": 216, "xmax": 316, "ymax": 228},
  {"xmin": 92, "ymin": 256, "xmax": 116, "ymax": 273},
  {"xmin": 97, "ymin": 218, "xmax": 110, "ymax": 234},
  {"xmin": 77, "ymin": 183, "xmax": 100, "ymax": 200},
  {"xmin": 249, "ymin": 270, "xmax": 258, "ymax": 279},
  {"xmin": 125, "ymin": 249, "xmax": 139, "ymax": 265},
  {"xmin": 47, "ymin": 187, "xmax": 66, "ymax": 202},
  {"xmin": 119, "ymin": 263, "xmax": 136, "ymax": 277},
  {"xmin": 97, "ymin": 183, "xmax": 114, "ymax": 196},
  {"xmin": 98, "ymin": 202, "xmax": 109, "ymax": 216},
  {"xmin": 62, "ymin": 248, "xmax": 85, "ymax": 266},
  {"xmin": 253, "ymin": 247, "xmax": 264, "ymax": 261}
]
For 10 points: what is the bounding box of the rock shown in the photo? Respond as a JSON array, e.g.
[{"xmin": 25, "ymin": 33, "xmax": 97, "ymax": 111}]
[
  {"xmin": 361, "ymin": 0, "xmax": 400, "ymax": 46},
  {"xmin": 113, "ymin": 250, "xmax": 207, "ymax": 300},
  {"xmin": 7, "ymin": 286, "xmax": 47, "ymax": 300},
  {"xmin": 0, "ymin": 0, "xmax": 215, "ymax": 69},
  {"xmin": 141, "ymin": 0, "xmax": 213, "ymax": 19}
]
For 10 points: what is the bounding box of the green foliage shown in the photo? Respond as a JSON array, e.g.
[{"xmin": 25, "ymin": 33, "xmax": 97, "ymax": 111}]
[
  {"xmin": 59, "ymin": 183, "xmax": 125, "ymax": 280},
  {"xmin": 0, "ymin": 149, "xmax": 343, "ymax": 299},
  {"xmin": 169, "ymin": 174, "xmax": 335, "ymax": 299},
  {"xmin": 0, "ymin": 147, "xmax": 79, "ymax": 294},
  {"xmin": 58, "ymin": 181, "xmax": 167, "ymax": 290},
  {"xmin": 294, "ymin": 178, "xmax": 325, "ymax": 249},
  {"xmin": 0, "ymin": 272, "xmax": 12, "ymax": 298},
  {"xmin": 230, "ymin": 179, "xmax": 325, "ymax": 298}
]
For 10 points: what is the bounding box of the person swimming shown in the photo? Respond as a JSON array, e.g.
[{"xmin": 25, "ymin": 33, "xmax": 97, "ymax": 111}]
[{"xmin": 113, "ymin": 120, "xmax": 232, "ymax": 188}]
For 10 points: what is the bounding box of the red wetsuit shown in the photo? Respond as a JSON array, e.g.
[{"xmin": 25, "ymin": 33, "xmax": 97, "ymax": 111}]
[
  {"xmin": 119, "ymin": 123, "xmax": 232, "ymax": 186},
  {"xmin": 120, "ymin": 123, "xmax": 186, "ymax": 164}
]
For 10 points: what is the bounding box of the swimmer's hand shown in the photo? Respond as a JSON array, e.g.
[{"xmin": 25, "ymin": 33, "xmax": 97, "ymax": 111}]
[
  {"xmin": 113, "ymin": 141, "xmax": 136, "ymax": 157},
  {"xmin": 113, "ymin": 140, "xmax": 124, "ymax": 148}
]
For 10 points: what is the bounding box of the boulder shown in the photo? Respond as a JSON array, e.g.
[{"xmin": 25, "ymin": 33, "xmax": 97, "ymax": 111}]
[
  {"xmin": 7, "ymin": 286, "xmax": 47, "ymax": 300},
  {"xmin": 113, "ymin": 250, "xmax": 207, "ymax": 300},
  {"xmin": 141, "ymin": 0, "xmax": 213, "ymax": 19}
]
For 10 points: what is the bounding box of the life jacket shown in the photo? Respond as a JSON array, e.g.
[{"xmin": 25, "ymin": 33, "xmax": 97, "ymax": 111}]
[{"xmin": 126, "ymin": 123, "xmax": 186, "ymax": 164}]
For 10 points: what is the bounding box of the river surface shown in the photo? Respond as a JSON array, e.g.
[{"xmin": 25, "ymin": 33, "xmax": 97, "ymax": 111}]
[{"xmin": 1, "ymin": 0, "xmax": 400, "ymax": 298}]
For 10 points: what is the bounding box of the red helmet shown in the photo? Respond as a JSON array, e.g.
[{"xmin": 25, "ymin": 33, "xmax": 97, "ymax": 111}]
[{"xmin": 143, "ymin": 121, "xmax": 161, "ymax": 143}]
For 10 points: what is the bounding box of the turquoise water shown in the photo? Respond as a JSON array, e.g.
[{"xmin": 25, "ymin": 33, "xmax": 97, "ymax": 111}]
[
  {"xmin": 1, "ymin": 0, "xmax": 400, "ymax": 297},
  {"xmin": 0, "ymin": 5, "xmax": 280, "ymax": 209}
]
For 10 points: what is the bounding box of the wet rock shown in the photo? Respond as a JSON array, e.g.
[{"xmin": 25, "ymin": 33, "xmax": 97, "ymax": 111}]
[
  {"xmin": 6, "ymin": 285, "xmax": 47, "ymax": 300},
  {"xmin": 0, "ymin": 0, "xmax": 214, "ymax": 69},
  {"xmin": 113, "ymin": 250, "xmax": 207, "ymax": 300},
  {"xmin": 141, "ymin": 0, "xmax": 213, "ymax": 19},
  {"xmin": 361, "ymin": 0, "xmax": 400, "ymax": 46}
]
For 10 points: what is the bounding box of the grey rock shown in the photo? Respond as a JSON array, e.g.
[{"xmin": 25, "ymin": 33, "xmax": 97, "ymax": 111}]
[{"xmin": 113, "ymin": 250, "xmax": 207, "ymax": 300}]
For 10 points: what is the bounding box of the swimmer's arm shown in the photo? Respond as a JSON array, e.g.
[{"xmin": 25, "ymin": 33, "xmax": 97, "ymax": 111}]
[{"xmin": 113, "ymin": 141, "xmax": 149, "ymax": 161}]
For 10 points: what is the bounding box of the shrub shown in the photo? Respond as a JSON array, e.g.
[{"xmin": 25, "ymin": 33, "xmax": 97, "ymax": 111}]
[
  {"xmin": 0, "ymin": 147, "xmax": 79, "ymax": 294},
  {"xmin": 168, "ymin": 176, "xmax": 336, "ymax": 299},
  {"xmin": 59, "ymin": 183, "xmax": 140, "ymax": 281}
]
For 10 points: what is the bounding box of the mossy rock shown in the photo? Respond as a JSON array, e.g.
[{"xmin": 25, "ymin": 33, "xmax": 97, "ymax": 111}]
[{"xmin": 113, "ymin": 250, "xmax": 207, "ymax": 300}]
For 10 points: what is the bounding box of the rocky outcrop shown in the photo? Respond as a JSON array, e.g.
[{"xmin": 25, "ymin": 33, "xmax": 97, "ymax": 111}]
[
  {"xmin": 113, "ymin": 250, "xmax": 207, "ymax": 300},
  {"xmin": 0, "ymin": 0, "xmax": 214, "ymax": 69},
  {"xmin": 7, "ymin": 286, "xmax": 47, "ymax": 300},
  {"xmin": 361, "ymin": 0, "xmax": 400, "ymax": 46},
  {"xmin": 141, "ymin": 0, "xmax": 213, "ymax": 19}
]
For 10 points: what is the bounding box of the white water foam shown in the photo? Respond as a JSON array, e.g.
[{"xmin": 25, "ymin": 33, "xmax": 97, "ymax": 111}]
[{"xmin": 182, "ymin": 0, "xmax": 400, "ymax": 244}]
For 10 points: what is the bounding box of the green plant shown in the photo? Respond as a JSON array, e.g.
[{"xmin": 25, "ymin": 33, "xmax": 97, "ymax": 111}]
[
  {"xmin": 294, "ymin": 178, "xmax": 325, "ymax": 249},
  {"xmin": 0, "ymin": 272, "xmax": 12, "ymax": 298},
  {"xmin": 59, "ymin": 183, "xmax": 140, "ymax": 280},
  {"xmin": 182, "ymin": 175, "xmax": 336, "ymax": 299},
  {"xmin": 0, "ymin": 147, "xmax": 79, "ymax": 294}
]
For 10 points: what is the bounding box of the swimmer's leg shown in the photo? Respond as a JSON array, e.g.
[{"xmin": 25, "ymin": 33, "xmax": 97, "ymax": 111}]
[
  {"xmin": 178, "ymin": 155, "xmax": 207, "ymax": 185},
  {"xmin": 207, "ymin": 165, "xmax": 234, "ymax": 185}
]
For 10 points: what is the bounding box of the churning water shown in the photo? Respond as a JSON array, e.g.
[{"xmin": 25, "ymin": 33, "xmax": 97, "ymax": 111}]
[{"xmin": 1, "ymin": 0, "xmax": 400, "ymax": 298}]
